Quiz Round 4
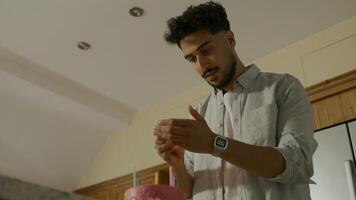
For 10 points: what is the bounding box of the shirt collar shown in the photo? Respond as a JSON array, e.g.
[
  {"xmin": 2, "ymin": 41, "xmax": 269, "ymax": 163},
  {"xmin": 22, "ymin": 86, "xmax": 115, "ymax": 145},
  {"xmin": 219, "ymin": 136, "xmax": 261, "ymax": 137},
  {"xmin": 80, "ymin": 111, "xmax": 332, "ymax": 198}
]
[{"xmin": 214, "ymin": 64, "xmax": 260, "ymax": 95}]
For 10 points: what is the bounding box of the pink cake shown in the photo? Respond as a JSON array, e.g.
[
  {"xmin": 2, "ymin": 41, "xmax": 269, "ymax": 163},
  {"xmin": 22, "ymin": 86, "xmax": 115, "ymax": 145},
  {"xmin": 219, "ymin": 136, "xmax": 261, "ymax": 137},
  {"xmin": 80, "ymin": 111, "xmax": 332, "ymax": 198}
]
[{"xmin": 124, "ymin": 184, "xmax": 186, "ymax": 200}]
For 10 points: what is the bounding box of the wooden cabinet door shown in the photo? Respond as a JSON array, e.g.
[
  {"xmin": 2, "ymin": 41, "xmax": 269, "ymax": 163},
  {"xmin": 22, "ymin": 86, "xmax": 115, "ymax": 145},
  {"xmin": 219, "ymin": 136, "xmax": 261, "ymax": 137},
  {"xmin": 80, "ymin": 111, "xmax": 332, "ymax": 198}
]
[
  {"xmin": 84, "ymin": 188, "xmax": 114, "ymax": 200},
  {"xmin": 112, "ymin": 189, "xmax": 125, "ymax": 200},
  {"xmin": 154, "ymin": 169, "xmax": 169, "ymax": 185},
  {"xmin": 114, "ymin": 182, "xmax": 132, "ymax": 200}
]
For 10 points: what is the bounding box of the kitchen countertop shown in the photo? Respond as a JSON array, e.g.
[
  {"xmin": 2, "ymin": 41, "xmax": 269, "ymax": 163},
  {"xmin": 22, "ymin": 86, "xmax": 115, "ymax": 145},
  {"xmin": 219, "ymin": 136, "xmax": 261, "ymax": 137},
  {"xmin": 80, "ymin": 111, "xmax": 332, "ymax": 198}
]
[{"xmin": 0, "ymin": 174, "xmax": 94, "ymax": 200}]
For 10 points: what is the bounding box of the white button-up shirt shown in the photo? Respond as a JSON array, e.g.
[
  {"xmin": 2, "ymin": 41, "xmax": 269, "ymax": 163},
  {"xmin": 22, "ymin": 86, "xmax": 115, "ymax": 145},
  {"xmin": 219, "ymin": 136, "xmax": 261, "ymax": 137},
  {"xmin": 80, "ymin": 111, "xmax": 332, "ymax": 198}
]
[{"xmin": 184, "ymin": 65, "xmax": 318, "ymax": 200}]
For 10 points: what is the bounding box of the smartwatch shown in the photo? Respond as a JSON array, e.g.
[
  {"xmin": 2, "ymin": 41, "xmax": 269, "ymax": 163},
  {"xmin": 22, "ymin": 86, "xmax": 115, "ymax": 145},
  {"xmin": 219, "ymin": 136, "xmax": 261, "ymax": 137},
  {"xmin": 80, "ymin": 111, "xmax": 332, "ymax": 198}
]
[{"xmin": 212, "ymin": 135, "xmax": 229, "ymax": 157}]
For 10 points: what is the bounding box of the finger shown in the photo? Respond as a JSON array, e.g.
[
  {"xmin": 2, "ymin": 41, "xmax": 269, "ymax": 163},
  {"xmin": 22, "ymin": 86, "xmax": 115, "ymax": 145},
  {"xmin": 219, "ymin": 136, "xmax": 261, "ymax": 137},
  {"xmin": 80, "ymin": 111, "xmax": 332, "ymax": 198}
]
[
  {"xmin": 172, "ymin": 146, "xmax": 185, "ymax": 155},
  {"xmin": 154, "ymin": 125, "xmax": 188, "ymax": 136},
  {"xmin": 154, "ymin": 128, "xmax": 163, "ymax": 136},
  {"xmin": 156, "ymin": 143, "xmax": 174, "ymax": 154},
  {"xmin": 155, "ymin": 137, "xmax": 166, "ymax": 145},
  {"xmin": 155, "ymin": 132, "xmax": 184, "ymax": 144},
  {"xmin": 162, "ymin": 133, "xmax": 186, "ymax": 143},
  {"xmin": 155, "ymin": 134, "xmax": 174, "ymax": 145},
  {"xmin": 160, "ymin": 151, "xmax": 174, "ymax": 161},
  {"xmin": 158, "ymin": 119, "xmax": 193, "ymax": 127},
  {"xmin": 156, "ymin": 140, "xmax": 185, "ymax": 150},
  {"xmin": 156, "ymin": 141, "xmax": 171, "ymax": 151},
  {"xmin": 188, "ymin": 105, "xmax": 204, "ymax": 122},
  {"xmin": 158, "ymin": 145, "xmax": 184, "ymax": 158},
  {"xmin": 155, "ymin": 135, "xmax": 183, "ymax": 146}
]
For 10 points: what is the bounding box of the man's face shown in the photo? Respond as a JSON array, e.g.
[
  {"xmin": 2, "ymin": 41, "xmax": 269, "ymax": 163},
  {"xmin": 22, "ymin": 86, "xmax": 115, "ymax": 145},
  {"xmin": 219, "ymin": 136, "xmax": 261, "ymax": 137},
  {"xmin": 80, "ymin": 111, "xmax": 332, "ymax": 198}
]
[{"xmin": 180, "ymin": 30, "xmax": 236, "ymax": 90}]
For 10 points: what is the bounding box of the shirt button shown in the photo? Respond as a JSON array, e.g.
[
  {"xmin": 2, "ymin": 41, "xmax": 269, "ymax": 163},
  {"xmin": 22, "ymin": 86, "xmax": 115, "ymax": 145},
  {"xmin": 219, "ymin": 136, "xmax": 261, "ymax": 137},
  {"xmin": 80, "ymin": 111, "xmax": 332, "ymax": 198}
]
[{"xmin": 219, "ymin": 123, "xmax": 223, "ymax": 128}]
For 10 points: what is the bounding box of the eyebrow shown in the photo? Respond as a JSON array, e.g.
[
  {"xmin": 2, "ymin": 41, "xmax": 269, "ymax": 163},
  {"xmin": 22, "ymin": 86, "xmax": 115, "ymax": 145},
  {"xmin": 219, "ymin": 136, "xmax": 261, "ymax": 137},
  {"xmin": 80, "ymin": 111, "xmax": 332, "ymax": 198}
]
[{"xmin": 184, "ymin": 41, "xmax": 213, "ymax": 60}]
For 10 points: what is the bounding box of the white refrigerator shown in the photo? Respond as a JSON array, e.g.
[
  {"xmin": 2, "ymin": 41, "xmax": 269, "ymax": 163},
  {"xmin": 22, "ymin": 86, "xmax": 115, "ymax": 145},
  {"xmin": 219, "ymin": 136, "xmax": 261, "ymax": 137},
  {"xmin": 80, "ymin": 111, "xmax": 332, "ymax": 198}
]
[{"xmin": 310, "ymin": 119, "xmax": 356, "ymax": 200}]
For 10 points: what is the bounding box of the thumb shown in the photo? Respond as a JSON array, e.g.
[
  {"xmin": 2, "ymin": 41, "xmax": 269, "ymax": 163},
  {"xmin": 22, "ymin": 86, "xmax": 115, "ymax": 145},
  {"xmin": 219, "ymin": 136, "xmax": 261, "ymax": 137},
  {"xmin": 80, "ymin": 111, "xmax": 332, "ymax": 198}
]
[{"xmin": 188, "ymin": 105, "xmax": 204, "ymax": 122}]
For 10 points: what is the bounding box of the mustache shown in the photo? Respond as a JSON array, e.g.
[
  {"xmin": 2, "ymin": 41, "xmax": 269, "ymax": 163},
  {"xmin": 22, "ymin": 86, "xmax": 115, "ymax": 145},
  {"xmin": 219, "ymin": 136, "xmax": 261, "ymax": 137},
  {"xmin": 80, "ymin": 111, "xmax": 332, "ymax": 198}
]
[{"xmin": 202, "ymin": 67, "xmax": 219, "ymax": 78}]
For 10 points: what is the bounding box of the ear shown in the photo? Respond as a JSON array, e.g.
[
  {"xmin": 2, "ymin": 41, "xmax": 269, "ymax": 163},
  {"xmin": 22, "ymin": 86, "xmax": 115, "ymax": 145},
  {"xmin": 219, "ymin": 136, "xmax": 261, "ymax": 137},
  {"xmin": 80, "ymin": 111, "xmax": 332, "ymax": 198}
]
[{"xmin": 226, "ymin": 30, "xmax": 236, "ymax": 48}]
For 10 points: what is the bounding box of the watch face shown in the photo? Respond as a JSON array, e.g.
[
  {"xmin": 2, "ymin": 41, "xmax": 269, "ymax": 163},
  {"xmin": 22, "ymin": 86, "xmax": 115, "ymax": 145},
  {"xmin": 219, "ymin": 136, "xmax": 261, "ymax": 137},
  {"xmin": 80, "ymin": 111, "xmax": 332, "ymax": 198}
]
[{"xmin": 216, "ymin": 137, "xmax": 227, "ymax": 148}]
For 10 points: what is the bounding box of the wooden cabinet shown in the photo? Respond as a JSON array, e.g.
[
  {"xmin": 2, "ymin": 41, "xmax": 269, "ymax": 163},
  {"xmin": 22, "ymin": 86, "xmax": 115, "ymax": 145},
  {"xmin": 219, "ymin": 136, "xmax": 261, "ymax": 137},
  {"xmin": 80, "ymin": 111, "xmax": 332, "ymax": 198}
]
[
  {"xmin": 76, "ymin": 182, "xmax": 116, "ymax": 200},
  {"xmin": 306, "ymin": 69, "xmax": 356, "ymax": 130},
  {"xmin": 83, "ymin": 188, "xmax": 114, "ymax": 200},
  {"xmin": 75, "ymin": 164, "xmax": 169, "ymax": 200}
]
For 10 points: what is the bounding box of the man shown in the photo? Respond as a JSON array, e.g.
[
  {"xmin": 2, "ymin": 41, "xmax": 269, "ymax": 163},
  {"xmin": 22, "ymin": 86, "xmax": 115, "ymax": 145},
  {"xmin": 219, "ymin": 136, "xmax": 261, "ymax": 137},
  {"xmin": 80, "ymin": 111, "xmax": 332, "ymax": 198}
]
[{"xmin": 154, "ymin": 1, "xmax": 317, "ymax": 200}]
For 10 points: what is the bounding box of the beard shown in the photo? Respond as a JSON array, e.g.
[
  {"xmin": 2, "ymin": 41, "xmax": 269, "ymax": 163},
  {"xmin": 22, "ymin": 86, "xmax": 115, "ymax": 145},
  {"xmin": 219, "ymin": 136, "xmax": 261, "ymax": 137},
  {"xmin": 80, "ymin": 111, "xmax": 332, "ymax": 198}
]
[{"xmin": 206, "ymin": 55, "xmax": 236, "ymax": 91}]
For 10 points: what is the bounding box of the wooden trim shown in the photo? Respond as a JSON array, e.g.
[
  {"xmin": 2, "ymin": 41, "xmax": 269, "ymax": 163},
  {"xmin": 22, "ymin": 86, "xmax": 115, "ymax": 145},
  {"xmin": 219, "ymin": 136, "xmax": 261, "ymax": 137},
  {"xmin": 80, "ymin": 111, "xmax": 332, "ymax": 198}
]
[
  {"xmin": 75, "ymin": 163, "xmax": 168, "ymax": 194},
  {"xmin": 305, "ymin": 68, "xmax": 356, "ymax": 130},
  {"xmin": 306, "ymin": 69, "xmax": 356, "ymax": 102}
]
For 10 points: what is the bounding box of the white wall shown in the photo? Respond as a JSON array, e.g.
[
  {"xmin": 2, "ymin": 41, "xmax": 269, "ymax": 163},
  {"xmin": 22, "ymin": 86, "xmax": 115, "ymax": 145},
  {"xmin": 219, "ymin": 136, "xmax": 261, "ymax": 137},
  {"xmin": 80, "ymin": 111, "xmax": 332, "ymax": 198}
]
[
  {"xmin": 0, "ymin": 58, "xmax": 117, "ymax": 192},
  {"xmin": 77, "ymin": 15, "xmax": 356, "ymax": 189}
]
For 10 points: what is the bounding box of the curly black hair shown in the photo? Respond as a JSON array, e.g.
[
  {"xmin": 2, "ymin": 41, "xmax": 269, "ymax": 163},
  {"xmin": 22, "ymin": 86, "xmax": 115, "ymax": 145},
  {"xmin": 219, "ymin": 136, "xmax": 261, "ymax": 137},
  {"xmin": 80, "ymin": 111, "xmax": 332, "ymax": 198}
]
[{"xmin": 164, "ymin": 1, "xmax": 230, "ymax": 46}]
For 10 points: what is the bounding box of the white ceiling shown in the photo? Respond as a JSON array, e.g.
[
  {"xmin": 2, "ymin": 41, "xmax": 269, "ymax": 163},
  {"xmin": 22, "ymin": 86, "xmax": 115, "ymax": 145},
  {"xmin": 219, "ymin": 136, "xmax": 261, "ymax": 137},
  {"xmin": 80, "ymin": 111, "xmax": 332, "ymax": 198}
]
[{"xmin": 0, "ymin": 0, "xmax": 356, "ymax": 192}]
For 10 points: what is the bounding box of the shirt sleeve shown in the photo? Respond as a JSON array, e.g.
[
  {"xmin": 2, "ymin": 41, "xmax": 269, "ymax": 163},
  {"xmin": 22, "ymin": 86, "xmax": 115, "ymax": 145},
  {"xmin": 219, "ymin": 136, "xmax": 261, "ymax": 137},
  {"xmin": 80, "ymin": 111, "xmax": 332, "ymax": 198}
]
[{"xmin": 267, "ymin": 74, "xmax": 318, "ymax": 184}]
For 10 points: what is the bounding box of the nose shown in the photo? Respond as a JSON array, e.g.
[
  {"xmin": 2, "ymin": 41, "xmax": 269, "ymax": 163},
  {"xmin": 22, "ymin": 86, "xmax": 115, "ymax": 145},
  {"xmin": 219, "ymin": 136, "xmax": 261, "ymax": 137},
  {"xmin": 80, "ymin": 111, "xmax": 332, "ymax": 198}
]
[{"xmin": 196, "ymin": 55, "xmax": 210, "ymax": 74}]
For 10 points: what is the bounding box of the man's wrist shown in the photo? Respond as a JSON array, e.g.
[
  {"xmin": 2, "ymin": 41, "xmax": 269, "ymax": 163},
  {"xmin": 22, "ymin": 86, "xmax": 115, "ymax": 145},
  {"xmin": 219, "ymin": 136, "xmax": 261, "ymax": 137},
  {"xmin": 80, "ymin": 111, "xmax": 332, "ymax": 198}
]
[
  {"xmin": 208, "ymin": 133, "xmax": 217, "ymax": 154},
  {"xmin": 172, "ymin": 163, "xmax": 188, "ymax": 176}
]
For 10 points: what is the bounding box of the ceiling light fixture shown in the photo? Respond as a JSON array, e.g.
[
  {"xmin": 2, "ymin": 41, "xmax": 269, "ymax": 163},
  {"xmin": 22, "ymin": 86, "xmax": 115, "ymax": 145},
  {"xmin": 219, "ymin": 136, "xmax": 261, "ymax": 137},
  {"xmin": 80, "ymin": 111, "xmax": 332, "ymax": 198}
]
[
  {"xmin": 77, "ymin": 41, "xmax": 91, "ymax": 50},
  {"xmin": 129, "ymin": 7, "xmax": 144, "ymax": 17}
]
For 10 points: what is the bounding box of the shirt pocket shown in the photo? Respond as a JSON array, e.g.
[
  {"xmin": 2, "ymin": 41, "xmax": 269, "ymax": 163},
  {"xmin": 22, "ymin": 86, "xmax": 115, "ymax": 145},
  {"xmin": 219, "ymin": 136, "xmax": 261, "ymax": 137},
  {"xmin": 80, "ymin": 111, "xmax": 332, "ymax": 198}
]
[{"xmin": 242, "ymin": 103, "xmax": 277, "ymax": 146}]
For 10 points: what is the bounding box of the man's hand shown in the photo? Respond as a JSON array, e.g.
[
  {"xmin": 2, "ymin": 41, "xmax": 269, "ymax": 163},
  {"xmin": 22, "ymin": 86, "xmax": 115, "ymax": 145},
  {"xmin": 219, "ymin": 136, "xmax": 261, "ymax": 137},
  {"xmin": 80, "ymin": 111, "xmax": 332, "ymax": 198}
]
[
  {"xmin": 154, "ymin": 105, "xmax": 215, "ymax": 154},
  {"xmin": 155, "ymin": 138, "xmax": 185, "ymax": 168}
]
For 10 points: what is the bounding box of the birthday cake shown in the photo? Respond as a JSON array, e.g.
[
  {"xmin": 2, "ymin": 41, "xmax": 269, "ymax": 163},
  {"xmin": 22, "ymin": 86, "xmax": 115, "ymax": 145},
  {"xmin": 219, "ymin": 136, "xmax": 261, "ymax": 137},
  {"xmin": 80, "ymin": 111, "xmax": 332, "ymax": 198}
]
[{"xmin": 124, "ymin": 184, "xmax": 186, "ymax": 200}]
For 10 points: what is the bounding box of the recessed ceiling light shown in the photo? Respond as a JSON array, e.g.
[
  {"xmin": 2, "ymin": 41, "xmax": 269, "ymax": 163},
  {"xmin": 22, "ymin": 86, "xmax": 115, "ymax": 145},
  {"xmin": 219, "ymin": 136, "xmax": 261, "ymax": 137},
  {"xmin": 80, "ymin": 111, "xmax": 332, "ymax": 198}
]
[
  {"xmin": 129, "ymin": 7, "xmax": 144, "ymax": 17},
  {"xmin": 77, "ymin": 41, "xmax": 91, "ymax": 50}
]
